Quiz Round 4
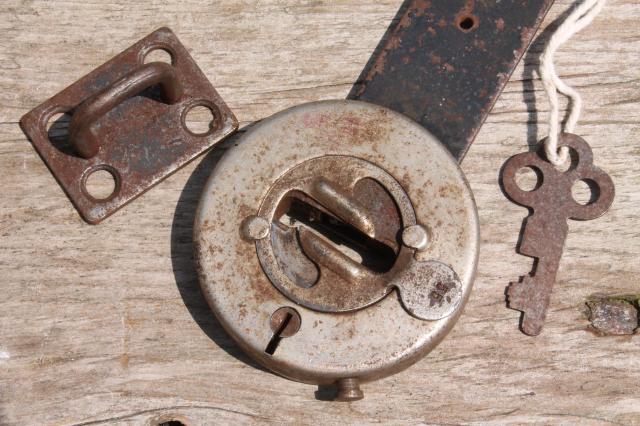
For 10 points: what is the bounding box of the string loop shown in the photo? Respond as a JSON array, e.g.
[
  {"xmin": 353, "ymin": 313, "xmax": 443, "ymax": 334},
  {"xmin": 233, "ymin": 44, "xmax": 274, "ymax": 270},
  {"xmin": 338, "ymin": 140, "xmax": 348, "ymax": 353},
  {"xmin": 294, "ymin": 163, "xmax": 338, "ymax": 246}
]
[{"xmin": 540, "ymin": 0, "xmax": 606, "ymax": 166}]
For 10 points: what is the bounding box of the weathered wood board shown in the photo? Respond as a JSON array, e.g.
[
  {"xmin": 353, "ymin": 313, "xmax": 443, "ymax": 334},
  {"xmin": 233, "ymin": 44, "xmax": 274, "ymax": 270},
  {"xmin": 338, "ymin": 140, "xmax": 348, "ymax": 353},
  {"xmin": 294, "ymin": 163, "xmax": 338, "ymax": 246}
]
[{"xmin": 1, "ymin": 0, "xmax": 639, "ymax": 424}]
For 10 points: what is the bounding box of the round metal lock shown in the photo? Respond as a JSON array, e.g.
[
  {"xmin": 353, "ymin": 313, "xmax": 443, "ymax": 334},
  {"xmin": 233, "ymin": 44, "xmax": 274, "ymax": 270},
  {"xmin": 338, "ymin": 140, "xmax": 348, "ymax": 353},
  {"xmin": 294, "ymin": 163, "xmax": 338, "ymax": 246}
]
[{"xmin": 194, "ymin": 100, "xmax": 479, "ymax": 399}]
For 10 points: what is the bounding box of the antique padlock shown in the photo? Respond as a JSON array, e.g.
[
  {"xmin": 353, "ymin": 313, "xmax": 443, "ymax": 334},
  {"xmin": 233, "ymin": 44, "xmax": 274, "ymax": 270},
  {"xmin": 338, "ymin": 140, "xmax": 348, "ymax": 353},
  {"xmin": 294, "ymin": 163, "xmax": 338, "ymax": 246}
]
[
  {"xmin": 193, "ymin": 0, "xmax": 555, "ymax": 400},
  {"xmin": 194, "ymin": 100, "xmax": 479, "ymax": 400}
]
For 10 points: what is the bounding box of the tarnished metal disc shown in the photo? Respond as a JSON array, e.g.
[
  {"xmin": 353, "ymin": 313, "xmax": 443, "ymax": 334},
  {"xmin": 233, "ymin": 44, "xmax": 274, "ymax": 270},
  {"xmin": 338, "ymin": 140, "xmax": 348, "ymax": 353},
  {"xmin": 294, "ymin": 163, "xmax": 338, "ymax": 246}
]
[
  {"xmin": 255, "ymin": 155, "xmax": 417, "ymax": 313},
  {"xmin": 194, "ymin": 100, "xmax": 479, "ymax": 386}
]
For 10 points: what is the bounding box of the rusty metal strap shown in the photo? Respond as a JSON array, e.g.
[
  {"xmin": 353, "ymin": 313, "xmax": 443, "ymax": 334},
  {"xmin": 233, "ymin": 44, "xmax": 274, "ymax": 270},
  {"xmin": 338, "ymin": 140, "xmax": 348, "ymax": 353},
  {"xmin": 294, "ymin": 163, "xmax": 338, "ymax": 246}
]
[{"xmin": 348, "ymin": 0, "xmax": 554, "ymax": 162}]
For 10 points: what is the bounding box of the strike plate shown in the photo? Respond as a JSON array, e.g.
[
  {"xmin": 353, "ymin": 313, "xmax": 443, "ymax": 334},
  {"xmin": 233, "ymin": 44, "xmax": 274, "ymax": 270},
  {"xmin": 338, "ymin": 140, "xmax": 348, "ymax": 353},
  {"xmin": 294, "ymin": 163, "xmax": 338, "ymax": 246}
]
[{"xmin": 20, "ymin": 27, "xmax": 238, "ymax": 224}]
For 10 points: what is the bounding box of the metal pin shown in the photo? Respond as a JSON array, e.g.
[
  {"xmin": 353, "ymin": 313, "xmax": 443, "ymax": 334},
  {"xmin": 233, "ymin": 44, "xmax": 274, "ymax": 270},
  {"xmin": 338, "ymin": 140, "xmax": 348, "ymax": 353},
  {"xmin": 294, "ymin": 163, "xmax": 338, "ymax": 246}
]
[
  {"xmin": 402, "ymin": 224, "xmax": 429, "ymax": 251},
  {"xmin": 335, "ymin": 378, "xmax": 364, "ymax": 402},
  {"xmin": 241, "ymin": 216, "xmax": 270, "ymax": 241}
]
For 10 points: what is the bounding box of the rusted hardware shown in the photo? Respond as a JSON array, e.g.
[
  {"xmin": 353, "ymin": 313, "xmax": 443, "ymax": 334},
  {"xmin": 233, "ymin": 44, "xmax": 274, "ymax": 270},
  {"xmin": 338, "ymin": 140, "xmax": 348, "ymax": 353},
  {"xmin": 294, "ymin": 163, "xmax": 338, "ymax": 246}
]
[
  {"xmin": 269, "ymin": 307, "xmax": 302, "ymax": 338},
  {"xmin": 69, "ymin": 62, "xmax": 184, "ymax": 159},
  {"xmin": 192, "ymin": 0, "xmax": 557, "ymax": 400},
  {"xmin": 349, "ymin": 0, "xmax": 555, "ymax": 161},
  {"xmin": 253, "ymin": 155, "xmax": 462, "ymax": 319},
  {"xmin": 265, "ymin": 306, "xmax": 302, "ymax": 355},
  {"xmin": 195, "ymin": 100, "xmax": 479, "ymax": 400},
  {"xmin": 335, "ymin": 378, "xmax": 364, "ymax": 402},
  {"xmin": 20, "ymin": 27, "xmax": 238, "ymax": 224},
  {"xmin": 502, "ymin": 134, "xmax": 615, "ymax": 336}
]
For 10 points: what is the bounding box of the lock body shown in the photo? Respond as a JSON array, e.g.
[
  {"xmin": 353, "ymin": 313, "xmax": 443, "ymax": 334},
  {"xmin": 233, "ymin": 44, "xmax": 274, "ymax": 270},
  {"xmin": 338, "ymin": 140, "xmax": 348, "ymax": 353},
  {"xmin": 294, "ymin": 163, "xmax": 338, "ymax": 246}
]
[{"xmin": 194, "ymin": 100, "xmax": 479, "ymax": 394}]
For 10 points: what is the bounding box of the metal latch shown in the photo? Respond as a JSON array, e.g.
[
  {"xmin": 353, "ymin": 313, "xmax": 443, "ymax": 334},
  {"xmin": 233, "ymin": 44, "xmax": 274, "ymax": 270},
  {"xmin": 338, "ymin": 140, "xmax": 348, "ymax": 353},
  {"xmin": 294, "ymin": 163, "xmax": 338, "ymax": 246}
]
[{"xmin": 20, "ymin": 28, "xmax": 238, "ymax": 223}]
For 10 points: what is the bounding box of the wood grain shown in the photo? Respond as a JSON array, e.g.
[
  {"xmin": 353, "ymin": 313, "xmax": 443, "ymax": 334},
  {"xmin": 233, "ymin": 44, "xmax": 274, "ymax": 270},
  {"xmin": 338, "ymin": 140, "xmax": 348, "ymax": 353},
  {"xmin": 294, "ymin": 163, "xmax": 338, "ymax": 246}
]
[{"xmin": 1, "ymin": 1, "xmax": 639, "ymax": 424}]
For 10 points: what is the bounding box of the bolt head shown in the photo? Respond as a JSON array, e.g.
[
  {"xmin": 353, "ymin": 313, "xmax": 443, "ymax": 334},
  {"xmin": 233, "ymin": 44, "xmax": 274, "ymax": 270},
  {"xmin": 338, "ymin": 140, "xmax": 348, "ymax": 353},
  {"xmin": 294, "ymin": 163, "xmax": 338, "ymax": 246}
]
[
  {"xmin": 335, "ymin": 378, "xmax": 364, "ymax": 402},
  {"xmin": 241, "ymin": 215, "xmax": 270, "ymax": 241},
  {"xmin": 402, "ymin": 224, "xmax": 429, "ymax": 251}
]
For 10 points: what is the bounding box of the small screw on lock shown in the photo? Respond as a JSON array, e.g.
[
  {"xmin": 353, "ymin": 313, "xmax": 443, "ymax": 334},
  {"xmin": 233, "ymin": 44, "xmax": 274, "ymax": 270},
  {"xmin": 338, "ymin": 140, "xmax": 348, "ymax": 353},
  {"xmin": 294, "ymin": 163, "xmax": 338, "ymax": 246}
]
[
  {"xmin": 241, "ymin": 215, "xmax": 270, "ymax": 241},
  {"xmin": 402, "ymin": 224, "xmax": 429, "ymax": 251}
]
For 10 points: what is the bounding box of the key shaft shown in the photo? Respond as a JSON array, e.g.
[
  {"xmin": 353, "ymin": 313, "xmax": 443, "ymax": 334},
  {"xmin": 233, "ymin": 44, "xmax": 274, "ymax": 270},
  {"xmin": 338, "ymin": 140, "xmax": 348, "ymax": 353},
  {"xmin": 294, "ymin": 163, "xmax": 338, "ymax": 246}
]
[{"xmin": 508, "ymin": 214, "xmax": 567, "ymax": 335}]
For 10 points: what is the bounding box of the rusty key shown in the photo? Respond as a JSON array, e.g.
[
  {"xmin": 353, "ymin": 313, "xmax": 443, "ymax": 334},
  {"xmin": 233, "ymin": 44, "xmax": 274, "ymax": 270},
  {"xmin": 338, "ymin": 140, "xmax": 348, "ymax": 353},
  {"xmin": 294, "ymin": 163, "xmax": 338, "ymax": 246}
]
[{"xmin": 501, "ymin": 133, "xmax": 615, "ymax": 336}]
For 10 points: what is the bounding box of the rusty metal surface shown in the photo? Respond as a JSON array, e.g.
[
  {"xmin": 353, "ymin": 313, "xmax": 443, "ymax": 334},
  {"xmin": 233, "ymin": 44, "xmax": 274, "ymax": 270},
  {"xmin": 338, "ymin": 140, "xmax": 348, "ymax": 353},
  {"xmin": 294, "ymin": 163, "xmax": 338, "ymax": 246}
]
[
  {"xmin": 69, "ymin": 62, "xmax": 184, "ymax": 159},
  {"xmin": 194, "ymin": 100, "xmax": 479, "ymax": 387},
  {"xmin": 335, "ymin": 378, "xmax": 365, "ymax": 402},
  {"xmin": 250, "ymin": 154, "xmax": 463, "ymax": 321},
  {"xmin": 254, "ymin": 155, "xmax": 413, "ymax": 313},
  {"xmin": 502, "ymin": 133, "xmax": 615, "ymax": 335},
  {"xmin": 20, "ymin": 27, "xmax": 238, "ymax": 224},
  {"xmin": 269, "ymin": 307, "xmax": 302, "ymax": 338},
  {"xmin": 349, "ymin": 0, "xmax": 555, "ymax": 161}
]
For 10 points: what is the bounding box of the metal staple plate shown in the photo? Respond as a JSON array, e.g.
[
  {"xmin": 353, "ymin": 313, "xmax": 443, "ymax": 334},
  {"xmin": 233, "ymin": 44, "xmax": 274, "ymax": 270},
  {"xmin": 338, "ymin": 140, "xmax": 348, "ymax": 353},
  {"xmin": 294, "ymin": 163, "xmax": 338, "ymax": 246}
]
[{"xmin": 20, "ymin": 27, "xmax": 238, "ymax": 224}]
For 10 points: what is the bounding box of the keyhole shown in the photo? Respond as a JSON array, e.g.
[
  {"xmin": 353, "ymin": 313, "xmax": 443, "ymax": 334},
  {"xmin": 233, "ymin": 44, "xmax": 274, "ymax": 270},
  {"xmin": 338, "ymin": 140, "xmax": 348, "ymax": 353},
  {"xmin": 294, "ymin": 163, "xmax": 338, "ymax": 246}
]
[{"xmin": 265, "ymin": 307, "xmax": 301, "ymax": 355}]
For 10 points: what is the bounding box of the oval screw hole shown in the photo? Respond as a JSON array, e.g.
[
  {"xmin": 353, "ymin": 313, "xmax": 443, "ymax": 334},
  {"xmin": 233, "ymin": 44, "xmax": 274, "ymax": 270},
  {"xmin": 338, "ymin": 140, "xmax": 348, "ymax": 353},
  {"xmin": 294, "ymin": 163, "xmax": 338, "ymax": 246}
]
[
  {"xmin": 184, "ymin": 104, "xmax": 218, "ymax": 135},
  {"xmin": 458, "ymin": 16, "xmax": 476, "ymax": 31},
  {"xmin": 144, "ymin": 48, "xmax": 173, "ymax": 64},
  {"xmin": 85, "ymin": 168, "xmax": 118, "ymax": 201},
  {"xmin": 151, "ymin": 415, "xmax": 189, "ymax": 426}
]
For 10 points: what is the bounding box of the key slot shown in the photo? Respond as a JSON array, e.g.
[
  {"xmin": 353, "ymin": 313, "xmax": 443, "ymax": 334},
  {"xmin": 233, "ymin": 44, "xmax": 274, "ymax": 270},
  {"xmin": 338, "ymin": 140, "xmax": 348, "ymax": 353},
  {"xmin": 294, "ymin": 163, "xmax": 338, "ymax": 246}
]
[
  {"xmin": 264, "ymin": 313, "xmax": 290, "ymax": 355},
  {"xmin": 265, "ymin": 307, "xmax": 301, "ymax": 356},
  {"xmin": 277, "ymin": 192, "xmax": 397, "ymax": 273}
]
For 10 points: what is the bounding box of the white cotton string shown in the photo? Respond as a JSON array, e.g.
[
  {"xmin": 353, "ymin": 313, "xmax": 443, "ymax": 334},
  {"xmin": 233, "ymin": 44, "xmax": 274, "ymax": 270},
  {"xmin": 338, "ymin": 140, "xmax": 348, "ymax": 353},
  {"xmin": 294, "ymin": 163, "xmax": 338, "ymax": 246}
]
[{"xmin": 539, "ymin": 0, "xmax": 606, "ymax": 165}]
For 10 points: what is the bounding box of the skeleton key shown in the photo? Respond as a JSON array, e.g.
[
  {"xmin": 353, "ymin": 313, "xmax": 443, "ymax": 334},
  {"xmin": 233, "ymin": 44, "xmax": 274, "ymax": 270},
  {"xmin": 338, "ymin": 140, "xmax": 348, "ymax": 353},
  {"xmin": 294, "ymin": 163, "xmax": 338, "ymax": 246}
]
[{"xmin": 501, "ymin": 133, "xmax": 615, "ymax": 336}]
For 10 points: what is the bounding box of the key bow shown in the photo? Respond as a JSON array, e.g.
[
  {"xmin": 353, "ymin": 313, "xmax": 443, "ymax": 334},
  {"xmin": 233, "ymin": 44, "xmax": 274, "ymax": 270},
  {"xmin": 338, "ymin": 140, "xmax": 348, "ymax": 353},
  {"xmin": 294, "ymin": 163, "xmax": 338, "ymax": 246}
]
[{"xmin": 502, "ymin": 133, "xmax": 614, "ymax": 220}]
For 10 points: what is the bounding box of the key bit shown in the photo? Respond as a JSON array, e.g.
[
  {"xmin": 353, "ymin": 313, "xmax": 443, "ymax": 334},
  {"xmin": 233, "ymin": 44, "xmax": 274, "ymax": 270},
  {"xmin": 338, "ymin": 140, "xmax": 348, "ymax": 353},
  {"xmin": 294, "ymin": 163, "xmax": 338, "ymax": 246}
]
[
  {"xmin": 501, "ymin": 134, "xmax": 615, "ymax": 336},
  {"xmin": 508, "ymin": 276, "xmax": 554, "ymax": 336}
]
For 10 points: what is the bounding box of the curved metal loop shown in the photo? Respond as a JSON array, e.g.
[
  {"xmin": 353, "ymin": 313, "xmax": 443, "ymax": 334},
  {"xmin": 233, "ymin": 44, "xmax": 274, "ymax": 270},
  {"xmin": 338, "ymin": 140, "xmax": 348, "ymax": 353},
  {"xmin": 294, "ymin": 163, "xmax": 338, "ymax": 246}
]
[
  {"xmin": 69, "ymin": 62, "xmax": 184, "ymax": 158},
  {"xmin": 297, "ymin": 227, "xmax": 370, "ymax": 283}
]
